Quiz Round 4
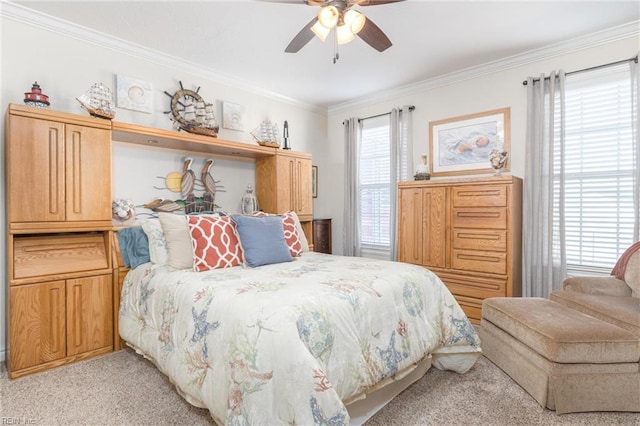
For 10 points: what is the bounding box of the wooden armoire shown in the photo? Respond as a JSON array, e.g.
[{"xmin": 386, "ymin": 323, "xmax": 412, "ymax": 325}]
[
  {"xmin": 6, "ymin": 104, "xmax": 114, "ymax": 379},
  {"xmin": 397, "ymin": 175, "xmax": 522, "ymax": 323}
]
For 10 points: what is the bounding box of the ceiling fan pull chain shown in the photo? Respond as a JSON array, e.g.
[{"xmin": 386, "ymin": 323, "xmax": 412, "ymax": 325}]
[{"xmin": 333, "ymin": 28, "xmax": 339, "ymax": 64}]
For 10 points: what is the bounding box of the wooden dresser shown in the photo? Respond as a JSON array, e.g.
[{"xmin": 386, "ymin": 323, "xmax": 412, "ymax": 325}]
[
  {"xmin": 6, "ymin": 104, "xmax": 114, "ymax": 378},
  {"xmin": 397, "ymin": 175, "xmax": 522, "ymax": 323}
]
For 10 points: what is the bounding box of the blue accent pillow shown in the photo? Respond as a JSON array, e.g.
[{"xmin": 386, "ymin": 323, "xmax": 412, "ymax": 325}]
[
  {"xmin": 231, "ymin": 215, "xmax": 293, "ymax": 267},
  {"xmin": 117, "ymin": 227, "xmax": 151, "ymax": 269}
]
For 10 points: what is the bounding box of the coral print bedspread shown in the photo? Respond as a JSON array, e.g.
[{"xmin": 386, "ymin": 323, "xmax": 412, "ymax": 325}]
[{"xmin": 119, "ymin": 252, "xmax": 481, "ymax": 425}]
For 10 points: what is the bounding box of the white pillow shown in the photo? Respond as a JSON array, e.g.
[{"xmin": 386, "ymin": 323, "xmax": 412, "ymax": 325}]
[
  {"xmin": 158, "ymin": 213, "xmax": 194, "ymax": 270},
  {"xmin": 288, "ymin": 211, "xmax": 309, "ymax": 252},
  {"xmin": 139, "ymin": 218, "xmax": 168, "ymax": 266}
]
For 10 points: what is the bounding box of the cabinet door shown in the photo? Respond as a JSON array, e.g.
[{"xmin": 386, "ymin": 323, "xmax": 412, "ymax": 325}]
[
  {"xmin": 66, "ymin": 274, "xmax": 113, "ymax": 356},
  {"xmin": 398, "ymin": 188, "xmax": 423, "ymax": 264},
  {"xmin": 255, "ymin": 153, "xmax": 313, "ymax": 218},
  {"xmin": 65, "ymin": 124, "xmax": 112, "ymax": 222},
  {"xmin": 422, "ymin": 187, "xmax": 447, "ymax": 268},
  {"xmin": 10, "ymin": 281, "xmax": 66, "ymax": 371},
  {"xmin": 275, "ymin": 155, "xmax": 295, "ymax": 212},
  {"xmin": 295, "ymin": 157, "xmax": 313, "ymax": 218},
  {"xmin": 8, "ymin": 116, "xmax": 66, "ymax": 223}
]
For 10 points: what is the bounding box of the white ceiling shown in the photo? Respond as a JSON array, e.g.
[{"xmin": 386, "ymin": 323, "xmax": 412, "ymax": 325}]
[{"xmin": 13, "ymin": 0, "xmax": 640, "ymax": 108}]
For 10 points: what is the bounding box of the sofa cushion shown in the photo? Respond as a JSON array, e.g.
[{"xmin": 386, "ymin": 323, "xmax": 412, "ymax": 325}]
[
  {"xmin": 482, "ymin": 297, "xmax": 640, "ymax": 364},
  {"xmin": 550, "ymin": 290, "xmax": 640, "ymax": 338},
  {"xmin": 563, "ymin": 276, "xmax": 632, "ymax": 297}
]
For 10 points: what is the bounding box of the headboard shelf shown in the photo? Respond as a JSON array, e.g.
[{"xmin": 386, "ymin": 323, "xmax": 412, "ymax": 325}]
[{"xmin": 112, "ymin": 121, "xmax": 277, "ymax": 159}]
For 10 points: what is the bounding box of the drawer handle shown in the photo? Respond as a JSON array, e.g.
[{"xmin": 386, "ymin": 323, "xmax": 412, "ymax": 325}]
[
  {"xmin": 458, "ymin": 253, "xmax": 501, "ymax": 263},
  {"xmin": 22, "ymin": 243, "xmax": 98, "ymax": 253},
  {"xmin": 456, "ymin": 212, "xmax": 501, "ymax": 219},
  {"xmin": 457, "ymin": 232, "xmax": 501, "ymax": 241},
  {"xmin": 457, "ymin": 190, "xmax": 502, "ymax": 198}
]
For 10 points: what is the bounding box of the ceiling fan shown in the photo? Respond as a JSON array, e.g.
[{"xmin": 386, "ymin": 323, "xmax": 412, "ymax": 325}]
[{"xmin": 262, "ymin": 0, "xmax": 405, "ymax": 62}]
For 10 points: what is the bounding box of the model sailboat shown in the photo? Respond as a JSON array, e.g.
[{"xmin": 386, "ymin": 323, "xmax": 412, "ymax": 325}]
[
  {"xmin": 76, "ymin": 82, "xmax": 115, "ymax": 120},
  {"xmin": 250, "ymin": 119, "xmax": 280, "ymax": 148},
  {"xmin": 181, "ymin": 101, "xmax": 220, "ymax": 137}
]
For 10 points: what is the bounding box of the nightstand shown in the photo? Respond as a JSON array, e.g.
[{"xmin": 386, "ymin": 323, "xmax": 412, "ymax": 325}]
[{"xmin": 312, "ymin": 219, "xmax": 332, "ymax": 254}]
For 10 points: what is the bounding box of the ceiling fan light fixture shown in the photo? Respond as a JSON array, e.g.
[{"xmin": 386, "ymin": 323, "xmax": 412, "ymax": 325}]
[
  {"xmin": 343, "ymin": 9, "xmax": 366, "ymax": 34},
  {"xmin": 318, "ymin": 5, "xmax": 339, "ymax": 29},
  {"xmin": 311, "ymin": 20, "xmax": 330, "ymax": 42},
  {"xmin": 336, "ymin": 23, "xmax": 355, "ymax": 45}
]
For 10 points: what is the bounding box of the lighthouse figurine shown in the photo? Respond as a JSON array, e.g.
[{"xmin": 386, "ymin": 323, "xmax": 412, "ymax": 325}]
[{"xmin": 283, "ymin": 120, "xmax": 291, "ymax": 150}]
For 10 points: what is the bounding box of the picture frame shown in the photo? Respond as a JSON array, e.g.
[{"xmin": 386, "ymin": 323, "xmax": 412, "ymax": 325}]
[
  {"xmin": 116, "ymin": 74, "xmax": 153, "ymax": 114},
  {"xmin": 312, "ymin": 165, "xmax": 318, "ymax": 198},
  {"xmin": 429, "ymin": 107, "xmax": 510, "ymax": 176},
  {"xmin": 222, "ymin": 101, "xmax": 245, "ymax": 131}
]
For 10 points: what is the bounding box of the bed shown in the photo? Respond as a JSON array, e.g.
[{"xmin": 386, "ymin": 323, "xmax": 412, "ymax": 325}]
[{"xmin": 115, "ymin": 213, "xmax": 481, "ymax": 425}]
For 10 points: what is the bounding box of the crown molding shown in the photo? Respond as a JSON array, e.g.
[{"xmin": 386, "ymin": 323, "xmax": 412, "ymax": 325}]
[
  {"xmin": 328, "ymin": 20, "xmax": 640, "ymax": 115},
  {"xmin": 0, "ymin": 2, "xmax": 326, "ymax": 115},
  {"xmin": 2, "ymin": 2, "xmax": 638, "ymax": 116}
]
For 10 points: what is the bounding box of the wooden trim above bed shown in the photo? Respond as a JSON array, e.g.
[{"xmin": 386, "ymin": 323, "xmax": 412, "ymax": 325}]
[{"xmin": 112, "ymin": 121, "xmax": 277, "ymax": 159}]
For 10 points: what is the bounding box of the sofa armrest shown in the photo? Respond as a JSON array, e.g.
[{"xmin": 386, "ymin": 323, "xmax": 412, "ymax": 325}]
[{"xmin": 562, "ymin": 276, "xmax": 632, "ymax": 297}]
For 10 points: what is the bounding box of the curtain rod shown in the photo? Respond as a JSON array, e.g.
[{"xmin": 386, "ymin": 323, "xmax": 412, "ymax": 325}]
[
  {"xmin": 522, "ymin": 55, "xmax": 638, "ymax": 86},
  {"xmin": 342, "ymin": 105, "xmax": 415, "ymax": 125},
  {"xmin": 358, "ymin": 105, "xmax": 415, "ymax": 122}
]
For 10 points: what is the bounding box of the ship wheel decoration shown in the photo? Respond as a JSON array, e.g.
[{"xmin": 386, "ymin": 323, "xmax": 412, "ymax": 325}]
[{"xmin": 164, "ymin": 81, "xmax": 219, "ymax": 138}]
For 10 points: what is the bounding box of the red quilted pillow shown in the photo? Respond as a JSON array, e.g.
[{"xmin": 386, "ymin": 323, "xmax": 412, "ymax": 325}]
[
  {"xmin": 252, "ymin": 211, "xmax": 302, "ymax": 257},
  {"xmin": 187, "ymin": 215, "xmax": 244, "ymax": 271}
]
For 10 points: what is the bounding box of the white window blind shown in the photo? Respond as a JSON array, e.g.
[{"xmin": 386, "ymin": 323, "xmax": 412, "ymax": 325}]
[
  {"xmin": 556, "ymin": 64, "xmax": 635, "ymax": 273},
  {"xmin": 359, "ymin": 115, "xmax": 391, "ymax": 251}
]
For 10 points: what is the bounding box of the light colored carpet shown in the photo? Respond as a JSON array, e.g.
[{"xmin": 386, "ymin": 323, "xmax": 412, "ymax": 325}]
[{"xmin": 1, "ymin": 348, "xmax": 637, "ymax": 425}]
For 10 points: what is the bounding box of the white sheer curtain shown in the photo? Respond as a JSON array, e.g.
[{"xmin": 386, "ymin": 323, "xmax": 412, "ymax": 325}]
[
  {"xmin": 523, "ymin": 70, "xmax": 567, "ymax": 297},
  {"xmin": 631, "ymin": 59, "xmax": 640, "ymax": 240},
  {"xmin": 390, "ymin": 106, "xmax": 414, "ymax": 260},
  {"xmin": 343, "ymin": 117, "xmax": 362, "ymax": 257}
]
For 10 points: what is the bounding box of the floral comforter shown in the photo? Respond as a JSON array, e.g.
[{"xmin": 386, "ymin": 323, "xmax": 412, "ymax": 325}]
[{"xmin": 119, "ymin": 252, "xmax": 481, "ymax": 425}]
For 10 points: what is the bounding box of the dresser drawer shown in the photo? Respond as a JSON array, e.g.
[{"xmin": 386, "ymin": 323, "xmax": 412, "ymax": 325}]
[
  {"xmin": 453, "ymin": 229, "xmax": 507, "ymax": 252},
  {"xmin": 452, "ymin": 207, "xmax": 507, "ymax": 229},
  {"xmin": 453, "ymin": 184, "xmax": 507, "ymax": 207},
  {"xmin": 451, "ymin": 249, "xmax": 507, "ymax": 275},
  {"xmin": 438, "ymin": 272, "xmax": 507, "ymax": 299},
  {"xmin": 438, "ymin": 273, "xmax": 509, "ymax": 324},
  {"xmin": 13, "ymin": 233, "xmax": 108, "ymax": 280},
  {"xmin": 451, "ymin": 295, "xmax": 483, "ymax": 324}
]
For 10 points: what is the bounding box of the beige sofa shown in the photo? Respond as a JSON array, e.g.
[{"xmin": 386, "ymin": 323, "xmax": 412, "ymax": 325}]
[
  {"xmin": 550, "ymin": 247, "xmax": 640, "ymax": 338},
  {"xmin": 480, "ymin": 246, "xmax": 640, "ymax": 413}
]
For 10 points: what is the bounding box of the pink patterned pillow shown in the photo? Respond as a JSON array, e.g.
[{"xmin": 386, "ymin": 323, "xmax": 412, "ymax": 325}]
[
  {"xmin": 252, "ymin": 211, "xmax": 302, "ymax": 257},
  {"xmin": 187, "ymin": 215, "xmax": 244, "ymax": 271},
  {"xmin": 281, "ymin": 212, "xmax": 302, "ymax": 257}
]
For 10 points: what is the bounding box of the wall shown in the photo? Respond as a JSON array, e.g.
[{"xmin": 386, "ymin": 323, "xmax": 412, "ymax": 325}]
[
  {"xmin": 0, "ymin": 5, "xmax": 637, "ymax": 362},
  {"xmin": 0, "ymin": 9, "xmax": 327, "ymax": 362},
  {"xmin": 322, "ymin": 26, "xmax": 639, "ymax": 255}
]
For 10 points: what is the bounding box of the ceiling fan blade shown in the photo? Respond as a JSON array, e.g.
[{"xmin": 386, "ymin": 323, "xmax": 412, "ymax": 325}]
[
  {"xmin": 285, "ymin": 18, "xmax": 318, "ymax": 53},
  {"xmin": 350, "ymin": 0, "xmax": 406, "ymax": 6},
  {"xmin": 357, "ymin": 18, "xmax": 392, "ymax": 52},
  {"xmin": 258, "ymin": 0, "xmax": 327, "ymax": 5}
]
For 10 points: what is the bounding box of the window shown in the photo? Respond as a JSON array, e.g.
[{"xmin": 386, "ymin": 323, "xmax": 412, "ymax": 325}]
[
  {"xmin": 556, "ymin": 64, "xmax": 636, "ymax": 274},
  {"xmin": 359, "ymin": 115, "xmax": 391, "ymax": 256}
]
